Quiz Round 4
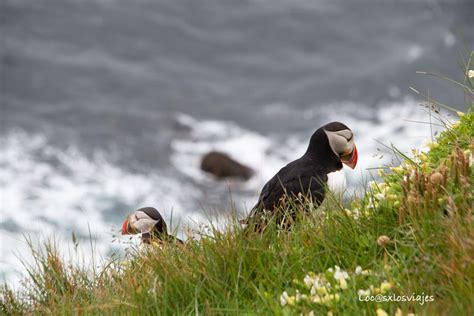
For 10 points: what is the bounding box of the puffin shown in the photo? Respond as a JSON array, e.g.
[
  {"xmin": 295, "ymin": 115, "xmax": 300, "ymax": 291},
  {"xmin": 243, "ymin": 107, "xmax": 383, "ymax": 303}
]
[
  {"xmin": 245, "ymin": 121, "xmax": 358, "ymax": 230},
  {"xmin": 121, "ymin": 207, "xmax": 183, "ymax": 244}
]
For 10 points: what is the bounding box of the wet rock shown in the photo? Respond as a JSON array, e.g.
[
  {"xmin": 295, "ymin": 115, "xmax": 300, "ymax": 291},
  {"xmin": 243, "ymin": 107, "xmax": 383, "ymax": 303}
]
[{"xmin": 200, "ymin": 151, "xmax": 254, "ymax": 180}]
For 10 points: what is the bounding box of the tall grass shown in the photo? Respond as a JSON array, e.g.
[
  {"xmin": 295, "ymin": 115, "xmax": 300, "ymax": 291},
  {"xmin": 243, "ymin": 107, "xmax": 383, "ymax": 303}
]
[{"xmin": 1, "ymin": 62, "xmax": 473, "ymax": 315}]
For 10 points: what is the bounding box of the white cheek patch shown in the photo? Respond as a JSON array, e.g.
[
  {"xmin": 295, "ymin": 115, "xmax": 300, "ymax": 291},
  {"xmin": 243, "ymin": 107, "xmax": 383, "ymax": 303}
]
[
  {"xmin": 130, "ymin": 211, "xmax": 159, "ymax": 233},
  {"xmin": 134, "ymin": 219, "xmax": 159, "ymax": 233},
  {"xmin": 134, "ymin": 211, "xmax": 152, "ymax": 220},
  {"xmin": 335, "ymin": 129, "xmax": 352, "ymax": 140},
  {"xmin": 325, "ymin": 130, "xmax": 352, "ymax": 155}
]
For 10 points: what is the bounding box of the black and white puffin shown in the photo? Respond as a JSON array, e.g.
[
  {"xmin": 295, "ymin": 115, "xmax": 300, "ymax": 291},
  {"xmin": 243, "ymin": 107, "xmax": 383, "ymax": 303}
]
[
  {"xmin": 245, "ymin": 121, "xmax": 358, "ymax": 229},
  {"xmin": 121, "ymin": 207, "xmax": 183, "ymax": 244}
]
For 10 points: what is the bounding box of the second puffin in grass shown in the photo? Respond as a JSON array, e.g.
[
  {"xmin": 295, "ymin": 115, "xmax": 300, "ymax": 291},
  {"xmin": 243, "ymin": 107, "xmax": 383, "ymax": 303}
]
[{"xmin": 121, "ymin": 207, "xmax": 183, "ymax": 244}]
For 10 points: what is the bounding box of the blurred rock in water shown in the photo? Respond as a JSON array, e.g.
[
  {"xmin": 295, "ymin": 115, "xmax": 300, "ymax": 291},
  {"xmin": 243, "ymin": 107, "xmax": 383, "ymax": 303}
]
[{"xmin": 201, "ymin": 151, "xmax": 254, "ymax": 181}]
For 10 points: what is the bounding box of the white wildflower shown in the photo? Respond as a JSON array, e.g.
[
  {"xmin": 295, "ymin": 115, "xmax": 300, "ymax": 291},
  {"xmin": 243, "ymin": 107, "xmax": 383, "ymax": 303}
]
[
  {"xmin": 304, "ymin": 274, "xmax": 313, "ymax": 287},
  {"xmin": 468, "ymin": 69, "xmax": 474, "ymax": 78},
  {"xmin": 355, "ymin": 266, "xmax": 363, "ymax": 275},
  {"xmin": 380, "ymin": 280, "xmax": 392, "ymax": 293},
  {"xmin": 280, "ymin": 291, "xmax": 288, "ymax": 306},
  {"xmin": 367, "ymin": 199, "xmax": 378, "ymax": 210},
  {"xmin": 357, "ymin": 289, "xmax": 370, "ymax": 297},
  {"xmin": 287, "ymin": 296, "xmax": 296, "ymax": 306},
  {"xmin": 351, "ymin": 209, "xmax": 361, "ymax": 219},
  {"xmin": 333, "ymin": 269, "xmax": 349, "ymax": 281},
  {"xmin": 339, "ymin": 278, "xmax": 348, "ymax": 290},
  {"xmin": 321, "ymin": 294, "xmax": 340, "ymax": 305},
  {"xmin": 317, "ymin": 286, "xmax": 328, "ymax": 295},
  {"xmin": 345, "ymin": 208, "xmax": 360, "ymax": 219},
  {"xmin": 296, "ymin": 292, "xmax": 307, "ymax": 302},
  {"xmin": 376, "ymin": 308, "xmax": 389, "ymax": 316},
  {"xmin": 312, "ymin": 295, "xmax": 322, "ymax": 303}
]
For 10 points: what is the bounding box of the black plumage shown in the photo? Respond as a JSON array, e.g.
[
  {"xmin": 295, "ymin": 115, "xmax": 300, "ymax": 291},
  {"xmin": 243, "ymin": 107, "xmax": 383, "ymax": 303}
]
[{"xmin": 245, "ymin": 122, "xmax": 352, "ymax": 229}]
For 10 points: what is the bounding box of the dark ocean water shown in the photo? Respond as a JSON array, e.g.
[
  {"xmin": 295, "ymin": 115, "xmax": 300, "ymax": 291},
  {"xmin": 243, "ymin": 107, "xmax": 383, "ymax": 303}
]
[{"xmin": 1, "ymin": 0, "xmax": 473, "ymax": 284}]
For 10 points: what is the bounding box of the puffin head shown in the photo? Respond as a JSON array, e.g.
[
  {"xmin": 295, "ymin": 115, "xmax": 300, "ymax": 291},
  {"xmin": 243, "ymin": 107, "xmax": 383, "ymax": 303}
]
[
  {"xmin": 121, "ymin": 207, "xmax": 168, "ymax": 243},
  {"xmin": 307, "ymin": 122, "xmax": 358, "ymax": 170},
  {"xmin": 323, "ymin": 122, "xmax": 358, "ymax": 169}
]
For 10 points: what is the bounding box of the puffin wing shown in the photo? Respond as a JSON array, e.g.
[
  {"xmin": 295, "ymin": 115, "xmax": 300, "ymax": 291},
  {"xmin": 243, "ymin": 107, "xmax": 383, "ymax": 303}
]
[
  {"xmin": 273, "ymin": 173, "xmax": 327, "ymax": 206},
  {"xmin": 244, "ymin": 157, "xmax": 328, "ymax": 228},
  {"xmin": 251, "ymin": 170, "xmax": 327, "ymax": 214}
]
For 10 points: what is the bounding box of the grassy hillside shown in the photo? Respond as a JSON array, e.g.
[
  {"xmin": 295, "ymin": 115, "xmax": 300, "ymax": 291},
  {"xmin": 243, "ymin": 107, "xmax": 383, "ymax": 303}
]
[{"xmin": 1, "ymin": 76, "xmax": 473, "ymax": 315}]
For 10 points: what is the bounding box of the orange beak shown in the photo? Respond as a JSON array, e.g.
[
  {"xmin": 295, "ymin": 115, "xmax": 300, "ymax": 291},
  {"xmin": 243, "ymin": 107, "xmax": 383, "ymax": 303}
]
[
  {"xmin": 122, "ymin": 217, "xmax": 138, "ymax": 235},
  {"xmin": 121, "ymin": 219, "xmax": 130, "ymax": 235},
  {"xmin": 341, "ymin": 145, "xmax": 358, "ymax": 169}
]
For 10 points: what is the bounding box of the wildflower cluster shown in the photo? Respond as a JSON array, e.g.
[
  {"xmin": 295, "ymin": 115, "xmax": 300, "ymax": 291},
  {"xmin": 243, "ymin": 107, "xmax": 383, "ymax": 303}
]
[
  {"xmin": 279, "ymin": 265, "xmax": 394, "ymax": 314},
  {"xmin": 352, "ymin": 110, "xmax": 473, "ymax": 221}
]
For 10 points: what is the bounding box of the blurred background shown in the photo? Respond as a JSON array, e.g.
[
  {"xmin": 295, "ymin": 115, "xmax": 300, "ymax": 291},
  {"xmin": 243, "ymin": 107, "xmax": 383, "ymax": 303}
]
[{"xmin": 1, "ymin": 0, "xmax": 473, "ymax": 284}]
